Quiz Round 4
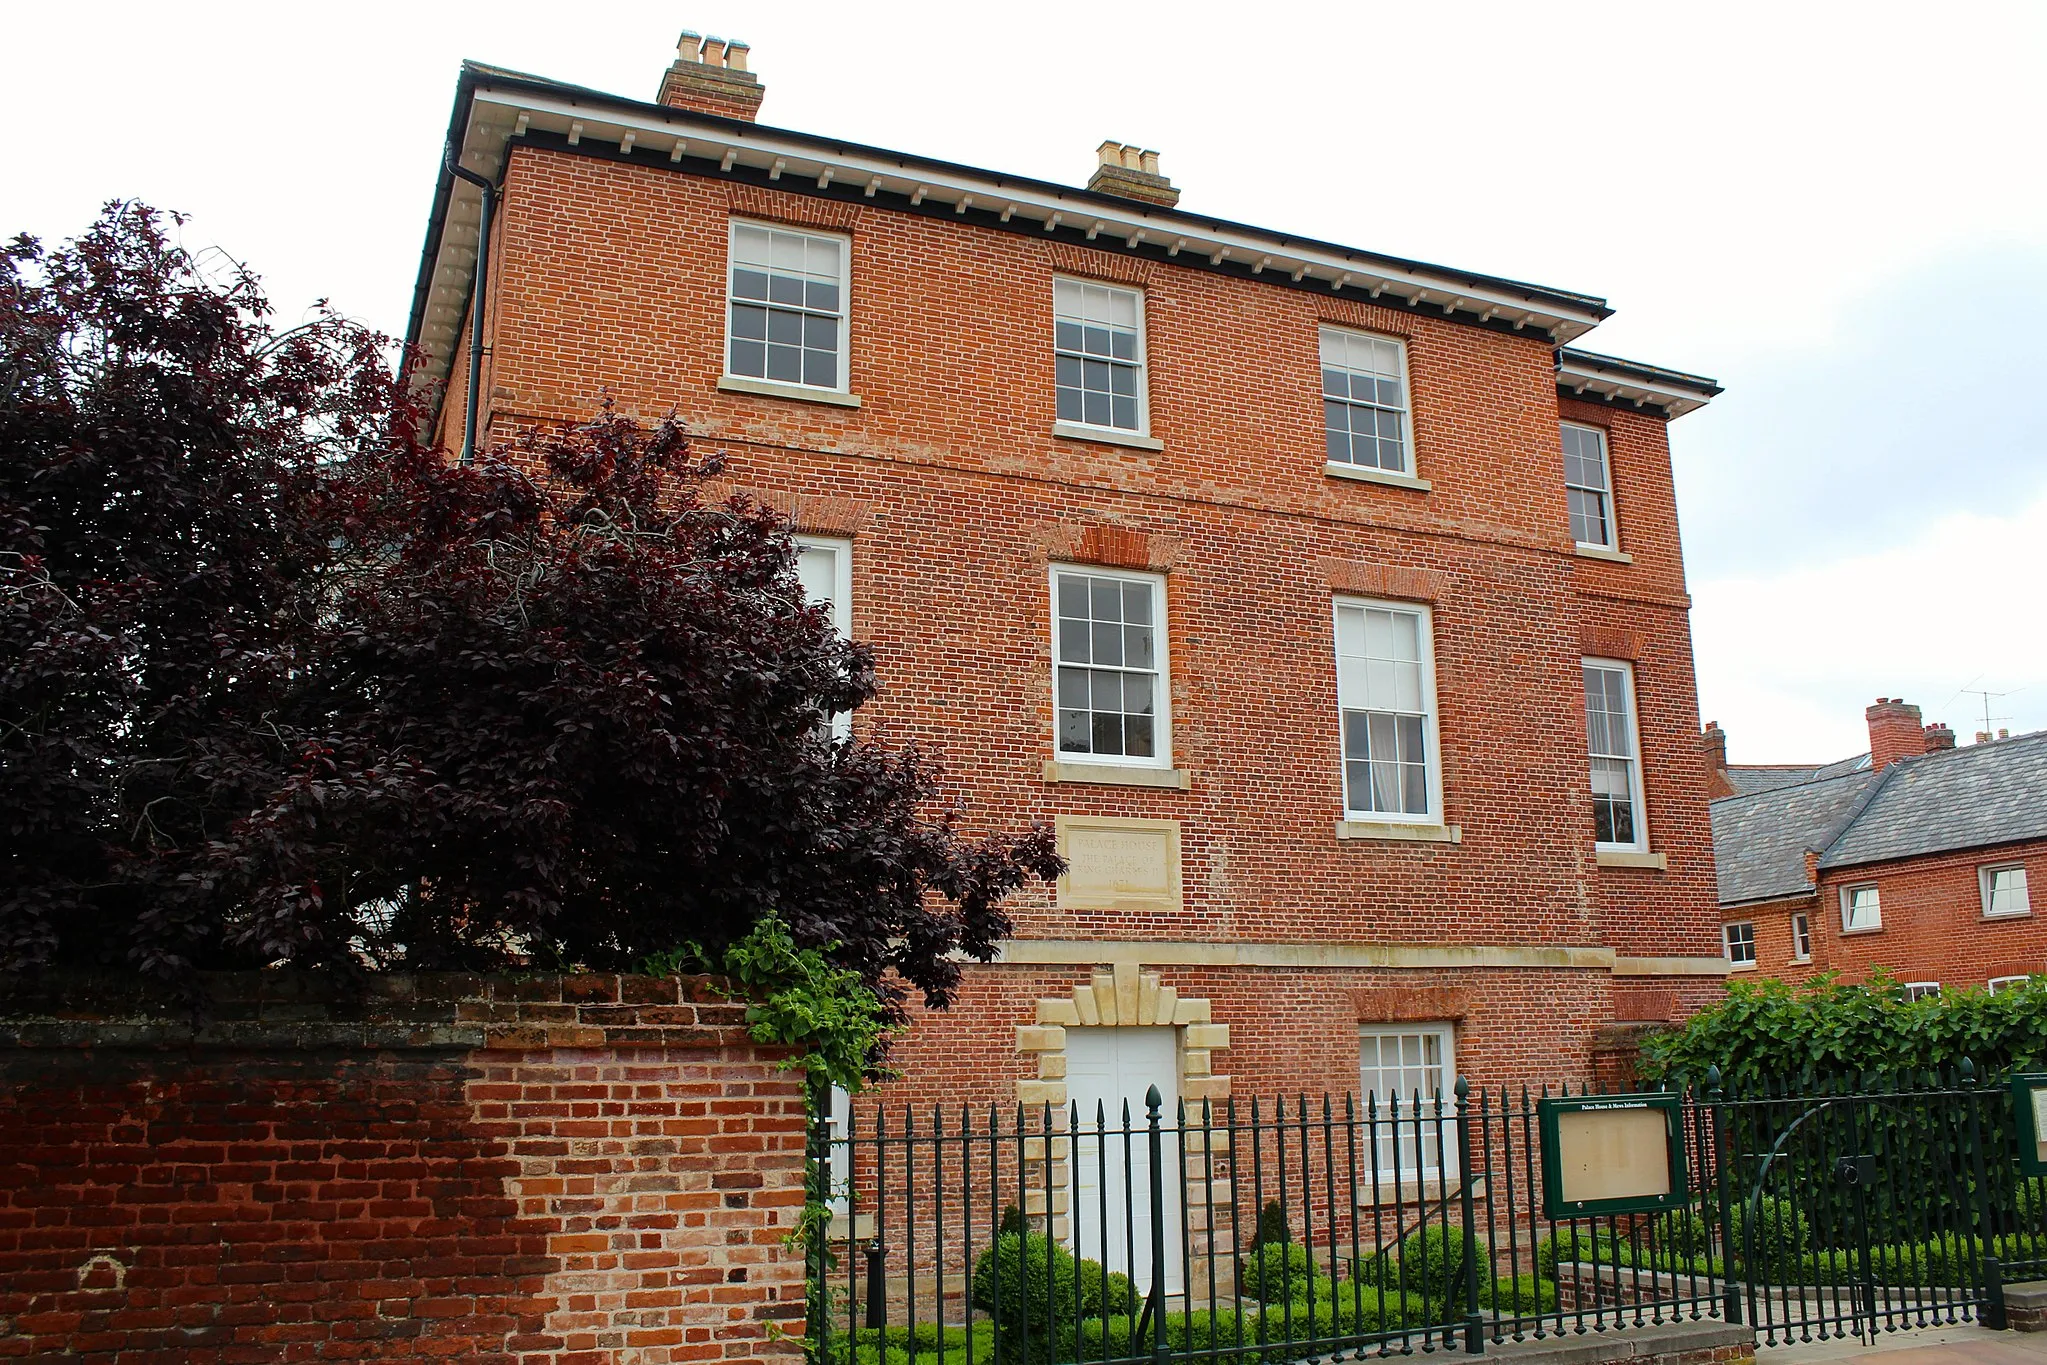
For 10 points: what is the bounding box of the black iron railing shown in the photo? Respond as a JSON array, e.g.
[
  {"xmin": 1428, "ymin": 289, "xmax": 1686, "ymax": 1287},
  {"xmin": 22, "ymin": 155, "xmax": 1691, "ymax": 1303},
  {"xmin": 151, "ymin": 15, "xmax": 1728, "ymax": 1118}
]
[{"xmin": 811, "ymin": 1068, "xmax": 2047, "ymax": 1363}]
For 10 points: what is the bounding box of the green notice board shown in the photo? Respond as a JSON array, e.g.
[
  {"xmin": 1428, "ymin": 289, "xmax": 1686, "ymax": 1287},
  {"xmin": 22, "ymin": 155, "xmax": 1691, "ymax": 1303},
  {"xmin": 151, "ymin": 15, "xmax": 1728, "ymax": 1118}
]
[
  {"xmin": 1538, "ymin": 1091, "xmax": 1690, "ymax": 1219},
  {"xmin": 2013, "ymin": 1073, "xmax": 2047, "ymax": 1176}
]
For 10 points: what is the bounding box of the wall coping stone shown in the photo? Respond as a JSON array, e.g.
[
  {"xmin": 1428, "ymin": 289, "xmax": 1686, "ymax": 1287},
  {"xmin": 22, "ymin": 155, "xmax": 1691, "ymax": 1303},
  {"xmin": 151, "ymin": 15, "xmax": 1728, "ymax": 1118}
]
[
  {"xmin": 0, "ymin": 971, "xmax": 759, "ymax": 1052},
  {"xmin": 1482, "ymin": 1319, "xmax": 1753, "ymax": 1365}
]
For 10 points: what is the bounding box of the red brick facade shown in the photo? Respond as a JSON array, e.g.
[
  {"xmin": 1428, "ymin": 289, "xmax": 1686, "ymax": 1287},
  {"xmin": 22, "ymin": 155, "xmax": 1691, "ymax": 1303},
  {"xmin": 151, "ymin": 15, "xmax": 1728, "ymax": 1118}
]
[
  {"xmin": 1726, "ymin": 842, "xmax": 2047, "ymax": 991},
  {"xmin": 412, "ymin": 49, "xmax": 1729, "ymax": 1116},
  {"xmin": 0, "ymin": 976, "xmax": 806, "ymax": 1364}
]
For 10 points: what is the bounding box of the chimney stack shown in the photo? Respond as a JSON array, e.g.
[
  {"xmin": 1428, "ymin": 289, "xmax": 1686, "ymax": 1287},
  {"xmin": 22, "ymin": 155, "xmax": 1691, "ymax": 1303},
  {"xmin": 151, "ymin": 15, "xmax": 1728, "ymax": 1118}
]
[
  {"xmin": 1866, "ymin": 697, "xmax": 1929, "ymax": 769},
  {"xmin": 1088, "ymin": 141, "xmax": 1181, "ymax": 208},
  {"xmin": 657, "ymin": 29, "xmax": 765, "ymax": 121},
  {"xmin": 1701, "ymin": 721, "xmax": 1734, "ymax": 799},
  {"xmin": 1923, "ymin": 722, "xmax": 1956, "ymax": 753}
]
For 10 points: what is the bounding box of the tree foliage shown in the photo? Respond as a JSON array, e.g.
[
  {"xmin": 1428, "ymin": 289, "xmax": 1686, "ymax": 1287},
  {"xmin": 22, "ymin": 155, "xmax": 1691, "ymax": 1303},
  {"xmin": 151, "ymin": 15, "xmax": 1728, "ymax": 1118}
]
[
  {"xmin": 1, "ymin": 202, "xmax": 1060, "ymax": 1011},
  {"xmin": 1640, "ymin": 972, "xmax": 2047, "ymax": 1091}
]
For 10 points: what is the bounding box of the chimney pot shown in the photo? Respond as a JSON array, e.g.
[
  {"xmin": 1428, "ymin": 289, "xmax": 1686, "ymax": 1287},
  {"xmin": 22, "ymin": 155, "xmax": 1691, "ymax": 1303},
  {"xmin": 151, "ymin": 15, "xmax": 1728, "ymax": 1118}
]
[
  {"xmin": 1866, "ymin": 696, "xmax": 1928, "ymax": 769},
  {"xmin": 1923, "ymin": 722, "xmax": 1955, "ymax": 753},
  {"xmin": 657, "ymin": 28, "xmax": 765, "ymax": 120},
  {"xmin": 1701, "ymin": 721, "xmax": 1733, "ymax": 799},
  {"xmin": 2000, "ymin": 727, "xmax": 2010, "ymax": 740},
  {"xmin": 1086, "ymin": 141, "xmax": 1180, "ymax": 208},
  {"xmin": 1977, "ymin": 731, "xmax": 1994, "ymax": 744}
]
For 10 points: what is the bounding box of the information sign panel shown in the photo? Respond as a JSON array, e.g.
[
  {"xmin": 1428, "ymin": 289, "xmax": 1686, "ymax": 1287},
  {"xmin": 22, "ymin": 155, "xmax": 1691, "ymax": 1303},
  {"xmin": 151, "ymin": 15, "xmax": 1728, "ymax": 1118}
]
[
  {"xmin": 2012, "ymin": 1073, "xmax": 2047, "ymax": 1176},
  {"xmin": 1538, "ymin": 1092, "xmax": 1689, "ymax": 1219}
]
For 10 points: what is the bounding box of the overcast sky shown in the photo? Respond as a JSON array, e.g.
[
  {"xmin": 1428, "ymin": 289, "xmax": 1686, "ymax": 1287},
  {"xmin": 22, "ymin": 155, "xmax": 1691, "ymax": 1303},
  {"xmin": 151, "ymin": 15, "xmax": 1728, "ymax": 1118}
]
[{"xmin": 5, "ymin": 1, "xmax": 2043, "ymax": 762}]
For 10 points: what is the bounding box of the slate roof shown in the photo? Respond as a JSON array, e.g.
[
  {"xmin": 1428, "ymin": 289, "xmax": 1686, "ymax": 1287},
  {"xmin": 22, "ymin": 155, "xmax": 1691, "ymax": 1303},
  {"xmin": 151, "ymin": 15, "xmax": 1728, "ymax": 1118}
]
[
  {"xmin": 1724, "ymin": 753, "xmax": 1871, "ymax": 798},
  {"xmin": 1819, "ymin": 729, "xmax": 2047, "ymax": 870},
  {"xmin": 1711, "ymin": 730, "xmax": 2047, "ymax": 906},
  {"xmin": 1711, "ymin": 769, "xmax": 1881, "ymax": 905}
]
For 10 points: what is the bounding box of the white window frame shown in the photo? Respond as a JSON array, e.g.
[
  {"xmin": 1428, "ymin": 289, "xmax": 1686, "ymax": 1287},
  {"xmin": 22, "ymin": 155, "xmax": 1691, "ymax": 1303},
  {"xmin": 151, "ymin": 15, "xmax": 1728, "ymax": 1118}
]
[
  {"xmin": 1583, "ymin": 658, "xmax": 1649, "ymax": 852},
  {"xmin": 1723, "ymin": 921, "xmax": 1757, "ymax": 967},
  {"xmin": 1791, "ymin": 912, "xmax": 1812, "ymax": 962},
  {"xmin": 795, "ymin": 535, "xmax": 854, "ymax": 739},
  {"xmin": 1333, "ymin": 597, "xmax": 1443, "ymax": 825},
  {"xmin": 1904, "ymin": 982, "xmax": 1941, "ymax": 1001},
  {"xmin": 1049, "ymin": 566, "xmax": 1171, "ymax": 768},
  {"xmin": 1358, "ymin": 1022, "xmax": 1458, "ymax": 1182},
  {"xmin": 1981, "ymin": 863, "xmax": 2032, "ymax": 919},
  {"xmin": 1562, "ymin": 422, "xmax": 1618, "ymax": 550},
  {"xmin": 1841, "ymin": 883, "xmax": 1882, "ymax": 933},
  {"xmin": 1052, "ymin": 277, "xmax": 1150, "ymax": 436},
  {"xmin": 826, "ymin": 1083, "xmax": 852, "ymax": 1218},
  {"xmin": 1989, "ymin": 976, "xmax": 2032, "ymax": 994},
  {"xmin": 725, "ymin": 219, "xmax": 852, "ymax": 395},
  {"xmin": 1319, "ymin": 326, "xmax": 1413, "ymax": 476}
]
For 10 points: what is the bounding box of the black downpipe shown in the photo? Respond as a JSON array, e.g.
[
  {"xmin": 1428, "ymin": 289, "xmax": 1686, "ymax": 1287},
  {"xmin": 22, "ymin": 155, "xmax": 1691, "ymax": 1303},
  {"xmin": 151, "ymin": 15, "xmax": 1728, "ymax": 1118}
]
[{"xmin": 443, "ymin": 149, "xmax": 497, "ymax": 465}]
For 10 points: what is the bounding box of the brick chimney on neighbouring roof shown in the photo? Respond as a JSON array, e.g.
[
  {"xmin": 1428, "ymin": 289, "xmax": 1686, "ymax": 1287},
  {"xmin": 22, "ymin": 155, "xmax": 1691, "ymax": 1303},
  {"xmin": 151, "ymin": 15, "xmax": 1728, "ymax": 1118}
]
[
  {"xmin": 657, "ymin": 30, "xmax": 764, "ymax": 121},
  {"xmin": 1924, "ymin": 722, "xmax": 1956, "ymax": 752},
  {"xmin": 1701, "ymin": 721, "xmax": 1735, "ymax": 799},
  {"xmin": 1866, "ymin": 697, "xmax": 1929, "ymax": 769},
  {"xmin": 1088, "ymin": 142, "xmax": 1180, "ymax": 208}
]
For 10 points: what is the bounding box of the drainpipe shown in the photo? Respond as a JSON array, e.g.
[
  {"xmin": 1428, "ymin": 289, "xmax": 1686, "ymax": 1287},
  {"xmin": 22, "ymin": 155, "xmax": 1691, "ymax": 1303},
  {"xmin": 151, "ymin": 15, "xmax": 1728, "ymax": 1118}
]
[{"xmin": 443, "ymin": 148, "xmax": 498, "ymax": 465}]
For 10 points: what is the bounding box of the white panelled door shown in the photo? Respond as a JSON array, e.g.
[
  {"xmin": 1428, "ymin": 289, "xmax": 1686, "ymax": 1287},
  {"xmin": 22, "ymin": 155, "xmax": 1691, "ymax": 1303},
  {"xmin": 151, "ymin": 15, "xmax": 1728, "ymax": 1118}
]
[{"xmin": 1064, "ymin": 1026, "xmax": 1182, "ymax": 1293}]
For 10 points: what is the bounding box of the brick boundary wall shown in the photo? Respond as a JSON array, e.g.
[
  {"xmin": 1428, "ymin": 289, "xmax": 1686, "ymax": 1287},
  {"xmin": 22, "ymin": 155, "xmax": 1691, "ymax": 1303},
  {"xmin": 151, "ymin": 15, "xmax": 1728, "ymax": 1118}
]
[{"xmin": 0, "ymin": 973, "xmax": 808, "ymax": 1364}]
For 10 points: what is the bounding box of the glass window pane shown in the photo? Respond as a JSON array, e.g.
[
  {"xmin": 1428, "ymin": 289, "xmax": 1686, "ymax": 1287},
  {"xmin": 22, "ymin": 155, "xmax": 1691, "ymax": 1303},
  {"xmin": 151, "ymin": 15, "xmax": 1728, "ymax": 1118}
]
[
  {"xmin": 770, "ymin": 231, "xmax": 804, "ymax": 270},
  {"xmin": 766, "ymin": 345, "xmax": 800, "ymax": 382},
  {"xmin": 802, "ymin": 313, "xmax": 837, "ymax": 348},
  {"xmin": 1124, "ymin": 714, "xmax": 1155, "ymax": 757},
  {"xmin": 1058, "ymin": 575, "xmax": 1088, "ymax": 619},
  {"xmin": 733, "ymin": 268, "xmax": 770, "ymax": 300},
  {"xmin": 1091, "ymin": 711, "xmax": 1122, "ymax": 754},
  {"xmin": 1057, "ymin": 669, "xmax": 1088, "ymax": 708},
  {"xmin": 1123, "ymin": 583, "xmax": 1152, "ymax": 625},
  {"xmin": 730, "ymin": 338, "xmax": 765, "ymax": 377},
  {"xmin": 802, "ymin": 350, "xmax": 836, "ymax": 388},
  {"xmin": 1089, "ymin": 579, "xmax": 1121, "ymax": 621},
  {"xmin": 767, "ymin": 309, "xmax": 803, "ymax": 345},
  {"xmin": 1111, "ymin": 396, "xmax": 1137, "ymax": 429},
  {"xmin": 1090, "ymin": 669, "xmax": 1122, "ymax": 712},
  {"xmin": 1057, "ymin": 387, "xmax": 1082, "ymax": 422},
  {"xmin": 1083, "ymin": 391, "xmax": 1109, "ymax": 425},
  {"xmin": 769, "ymin": 274, "xmax": 805, "ymax": 306},
  {"xmin": 1058, "ymin": 618, "xmax": 1089, "ymax": 663},
  {"xmin": 1091, "ymin": 621, "xmax": 1123, "ymax": 666},
  {"xmin": 1125, "ymin": 624, "xmax": 1154, "ymax": 670},
  {"xmin": 1059, "ymin": 710, "xmax": 1091, "ymax": 752},
  {"xmin": 806, "ymin": 280, "xmax": 840, "ymax": 313}
]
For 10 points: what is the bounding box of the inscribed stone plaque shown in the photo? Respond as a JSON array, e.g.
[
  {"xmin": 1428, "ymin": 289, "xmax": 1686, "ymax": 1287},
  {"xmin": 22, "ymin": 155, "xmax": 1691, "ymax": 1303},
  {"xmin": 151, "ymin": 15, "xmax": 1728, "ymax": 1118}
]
[
  {"xmin": 1056, "ymin": 817, "xmax": 1182, "ymax": 914},
  {"xmin": 1555, "ymin": 1104, "xmax": 1673, "ymax": 1206}
]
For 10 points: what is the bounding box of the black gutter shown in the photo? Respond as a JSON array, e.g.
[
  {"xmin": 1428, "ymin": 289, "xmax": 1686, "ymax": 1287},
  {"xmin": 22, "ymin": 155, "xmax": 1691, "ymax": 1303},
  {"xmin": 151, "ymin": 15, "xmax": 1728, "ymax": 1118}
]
[
  {"xmin": 1557, "ymin": 345, "xmax": 1723, "ymax": 399},
  {"xmin": 443, "ymin": 144, "xmax": 497, "ymax": 466}
]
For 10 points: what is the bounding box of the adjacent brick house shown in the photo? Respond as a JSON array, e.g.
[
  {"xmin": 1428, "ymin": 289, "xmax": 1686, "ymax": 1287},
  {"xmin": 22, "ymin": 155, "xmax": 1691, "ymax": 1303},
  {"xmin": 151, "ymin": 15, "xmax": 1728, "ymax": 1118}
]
[
  {"xmin": 1709, "ymin": 700, "xmax": 2047, "ymax": 993},
  {"xmin": 402, "ymin": 33, "xmax": 1728, "ymax": 1132}
]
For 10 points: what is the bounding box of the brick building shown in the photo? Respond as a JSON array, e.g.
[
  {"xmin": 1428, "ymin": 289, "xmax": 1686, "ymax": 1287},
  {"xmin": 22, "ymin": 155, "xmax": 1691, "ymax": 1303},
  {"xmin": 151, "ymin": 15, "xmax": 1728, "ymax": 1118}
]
[
  {"xmin": 1709, "ymin": 700, "xmax": 2047, "ymax": 993},
  {"xmin": 402, "ymin": 32, "xmax": 1729, "ymax": 1141}
]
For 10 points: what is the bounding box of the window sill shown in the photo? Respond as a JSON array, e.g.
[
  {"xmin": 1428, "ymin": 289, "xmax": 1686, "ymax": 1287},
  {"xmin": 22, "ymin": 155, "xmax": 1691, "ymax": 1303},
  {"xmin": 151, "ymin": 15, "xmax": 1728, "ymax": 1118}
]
[
  {"xmin": 1984, "ymin": 910, "xmax": 2033, "ymax": 922},
  {"xmin": 1335, "ymin": 820, "xmax": 1461, "ymax": 844},
  {"xmin": 1727, "ymin": 961, "xmax": 1757, "ymax": 973},
  {"xmin": 1790, "ymin": 956, "xmax": 1812, "ymax": 965},
  {"xmin": 1596, "ymin": 849, "xmax": 1667, "ymax": 870},
  {"xmin": 1325, "ymin": 462, "xmax": 1432, "ymax": 492},
  {"xmin": 1043, "ymin": 760, "xmax": 1190, "ymax": 790},
  {"xmin": 1841, "ymin": 925, "xmax": 1884, "ymax": 937},
  {"xmin": 717, "ymin": 375, "xmax": 863, "ymax": 409},
  {"xmin": 1573, "ymin": 544, "xmax": 1634, "ymax": 564},
  {"xmin": 1052, "ymin": 422, "xmax": 1164, "ymax": 452}
]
